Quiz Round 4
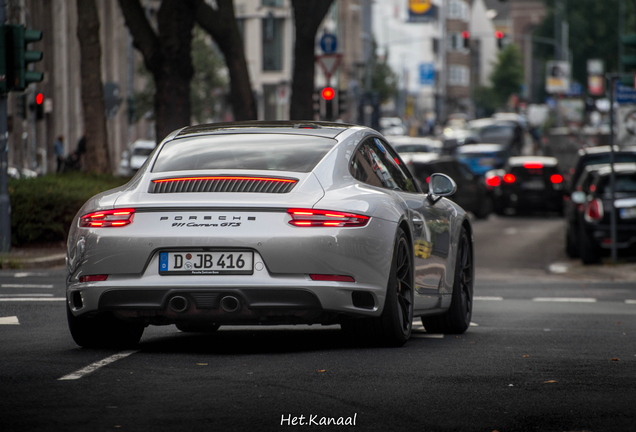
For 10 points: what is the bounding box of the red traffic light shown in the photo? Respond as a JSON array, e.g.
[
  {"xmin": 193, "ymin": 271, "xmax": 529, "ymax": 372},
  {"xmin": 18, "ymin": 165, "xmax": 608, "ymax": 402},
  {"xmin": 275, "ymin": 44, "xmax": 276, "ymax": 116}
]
[
  {"xmin": 321, "ymin": 87, "xmax": 335, "ymax": 101},
  {"xmin": 495, "ymin": 31, "xmax": 504, "ymax": 39},
  {"xmin": 461, "ymin": 31, "xmax": 470, "ymax": 39},
  {"xmin": 36, "ymin": 92, "xmax": 44, "ymax": 105}
]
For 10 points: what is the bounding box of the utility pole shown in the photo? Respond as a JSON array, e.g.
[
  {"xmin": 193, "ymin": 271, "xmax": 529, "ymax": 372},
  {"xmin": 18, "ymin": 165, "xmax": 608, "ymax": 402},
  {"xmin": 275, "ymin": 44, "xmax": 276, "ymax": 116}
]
[{"xmin": 0, "ymin": 0, "xmax": 11, "ymax": 253}]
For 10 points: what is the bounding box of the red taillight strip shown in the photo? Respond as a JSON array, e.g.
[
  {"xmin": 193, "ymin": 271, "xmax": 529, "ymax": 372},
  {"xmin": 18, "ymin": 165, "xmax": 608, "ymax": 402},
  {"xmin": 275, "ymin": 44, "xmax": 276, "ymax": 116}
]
[
  {"xmin": 523, "ymin": 162, "xmax": 544, "ymax": 169},
  {"xmin": 79, "ymin": 275, "xmax": 108, "ymax": 282},
  {"xmin": 80, "ymin": 208, "xmax": 135, "ymax": 228},
  {"xmin": 152, "ymin": 176, "xmax": 297, "ymax": 183},
  {"xmin": 287, "ymin": 208, "xmax": 370, "ymax": 227}
]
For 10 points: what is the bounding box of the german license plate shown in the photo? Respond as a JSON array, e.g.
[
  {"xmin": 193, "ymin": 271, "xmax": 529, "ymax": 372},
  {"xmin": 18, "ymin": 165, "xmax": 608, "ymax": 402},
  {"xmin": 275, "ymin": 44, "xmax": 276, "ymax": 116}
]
[
  {"xmin": 159, "ymin": 251, "xmax": 253, "ymax": 275},
  {"xmin": 620, "ymin": 207, "xmax": 636, "ymax": 219},
  {"xmin": 522, "ymin": 180, "xmax": 544, "ymax": 190}
]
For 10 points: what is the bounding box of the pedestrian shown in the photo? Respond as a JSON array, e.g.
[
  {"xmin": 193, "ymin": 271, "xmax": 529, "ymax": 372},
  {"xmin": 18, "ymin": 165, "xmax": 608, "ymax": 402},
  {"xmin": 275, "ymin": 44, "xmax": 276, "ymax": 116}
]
[
  {"xmin": 54, "ymin": 135, "xmax": 64, "ymax": 172},
  {"xmin": 72, "ymin": 134, "xmax": 87, "ymax": 169}
]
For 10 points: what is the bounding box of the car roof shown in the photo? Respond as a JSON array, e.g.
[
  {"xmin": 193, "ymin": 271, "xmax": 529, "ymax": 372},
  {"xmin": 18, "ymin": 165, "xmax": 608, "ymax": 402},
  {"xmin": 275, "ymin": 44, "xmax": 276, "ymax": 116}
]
[
  {"xmin": 456, "ymin": 143, "xmax": 507, "ymax": 153},
  {"xmin": 508, "ymin": 156, "xmax": 558, "ymax": 166},
  {"xmin": 586, "ymin": 162, "xmax": 636, "ymax": 176},
  {"xmin": 577, "ymin": 145, "xmax": 636, "ymax": 156},
  {"xmin": 175, "ymin": 121, "xmax": 355, "ymax": 140}
]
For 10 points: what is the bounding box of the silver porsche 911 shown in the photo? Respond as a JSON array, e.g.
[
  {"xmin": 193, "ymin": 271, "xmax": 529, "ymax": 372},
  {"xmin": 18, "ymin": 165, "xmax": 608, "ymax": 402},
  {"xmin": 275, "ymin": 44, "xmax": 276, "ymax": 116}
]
[{"xmin": 66, "ymin": 121, "xmax": 474, "ymax": 348}]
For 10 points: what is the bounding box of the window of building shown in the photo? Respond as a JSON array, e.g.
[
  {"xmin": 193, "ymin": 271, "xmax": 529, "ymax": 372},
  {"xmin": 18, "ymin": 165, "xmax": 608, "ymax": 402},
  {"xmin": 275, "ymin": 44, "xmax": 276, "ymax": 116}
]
[
  {"xmin": 447, "ymin": 32, "xmax": 469, "ymax": 52},
  {"xmin": 448, "ymin": 0, "xmax": 469, "ymax": 21},
  {"xmin": 262, "ymin": 0, "xmax": 283, "ymax": 6},
  {"xmin": 262, "ymin": 14, "xmax": 284, "ymax": 71},
  {"xmin": 448, "ymin": 65, "xmax": 469, "ymax": 87}
]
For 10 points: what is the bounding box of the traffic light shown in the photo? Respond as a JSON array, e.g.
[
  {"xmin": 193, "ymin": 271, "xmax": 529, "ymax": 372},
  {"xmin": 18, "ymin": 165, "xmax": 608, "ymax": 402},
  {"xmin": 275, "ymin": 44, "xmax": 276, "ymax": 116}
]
[
  {"xmin": 461, "ymin": 31, "xmax": 470, "ymax": 49},
  {"xmin": 621, "ymin": 34, "xmax": 636, "ymax": 70},
  {"xmin": 312, "ymin": 89, "xmax": 320, "ymax": 119},
  {"xmin": 35, "ymin": 92, "xmax": 44, "ymax": 120},
  {"xmin": 321, "ymin": 87, "xmax": 335, "ymax": 121},
  {"xmin": 337, "ymin": 89, "xmax": 347, "ymax": 117},
  {"xmin": 5, "ymin": 25, "xmax": 43, "ymax": 92},
  {"xmin": 495, "ymin": 31, "xmax": 504, "ymax": 49}
]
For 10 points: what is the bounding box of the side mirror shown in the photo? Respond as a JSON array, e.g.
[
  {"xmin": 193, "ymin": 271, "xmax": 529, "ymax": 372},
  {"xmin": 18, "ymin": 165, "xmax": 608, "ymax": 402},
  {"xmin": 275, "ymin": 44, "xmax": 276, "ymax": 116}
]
[
  {"xmin": 429, "ymin": 173, "xmax": 457, "ymax": 197},
  {"xmin": 571, "ymin": 191, "xmax": 587, "ymax": 204}
]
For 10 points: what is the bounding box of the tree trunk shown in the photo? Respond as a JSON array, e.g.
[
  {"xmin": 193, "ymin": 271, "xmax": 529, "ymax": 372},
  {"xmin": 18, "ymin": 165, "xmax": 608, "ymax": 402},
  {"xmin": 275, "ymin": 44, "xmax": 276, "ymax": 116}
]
[
  {"xmin": 118, "ymin": 0, "xmax": 195, "ymax": 143},
  {"xmin": 76, "ymin": 0, "xmax": 110, "ymax": 173},
  {"xmin": 195, "ymin": 0, "xmax": 256, "ymax": 121},
  {"xmin": 290, "ymin": 0, "xmax": 334, "ymax": 121}
]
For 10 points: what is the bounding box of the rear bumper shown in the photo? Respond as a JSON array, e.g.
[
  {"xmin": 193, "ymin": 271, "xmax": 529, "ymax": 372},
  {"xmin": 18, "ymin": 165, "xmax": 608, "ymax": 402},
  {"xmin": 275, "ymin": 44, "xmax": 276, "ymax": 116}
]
[{"xmin": 588, "ymin": 225, "xmax": 636, "ymax": 249}]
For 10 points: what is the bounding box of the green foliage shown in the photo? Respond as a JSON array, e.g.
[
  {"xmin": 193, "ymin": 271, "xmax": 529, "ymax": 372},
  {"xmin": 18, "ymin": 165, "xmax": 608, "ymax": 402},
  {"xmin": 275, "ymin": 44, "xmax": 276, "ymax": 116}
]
[
  {"xmin": 473, "ymin": 86, "xmax": 498, "ymax": 118},
  {"xmin": 535, "ymin": 0, "xmax": 636, "ymax": 84},
  {"xmin": 490, "ymin": 44, "xmax": 524, "ymax": 106},
  {"xmin": 364, "ymin": 40, "xmax": 399, "ymax": 103},
  {"xmin": 8, "ymin": 173, "xmax": 130, "ymax": 246},
  {"xmin": 132, "ymin": 25, "xmax": 227, "ymax": 123}
]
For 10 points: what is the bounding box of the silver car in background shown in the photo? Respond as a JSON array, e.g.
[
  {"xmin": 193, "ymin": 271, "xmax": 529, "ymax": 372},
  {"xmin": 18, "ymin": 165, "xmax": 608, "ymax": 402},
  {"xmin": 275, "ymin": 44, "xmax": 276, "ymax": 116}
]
[{"xmin": 66, "ymin": 121, "xmax": 474, "ymax": 348}]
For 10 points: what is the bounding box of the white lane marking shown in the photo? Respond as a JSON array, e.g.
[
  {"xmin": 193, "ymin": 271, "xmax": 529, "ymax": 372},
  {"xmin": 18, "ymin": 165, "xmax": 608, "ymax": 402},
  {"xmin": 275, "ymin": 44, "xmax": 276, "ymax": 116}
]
[
  {"xmin": 0, "ymin": 293, "xmax": 53, "ymax": 297},
  {"xmin": 1, "ymin": 284, "xmax": 54, "ymax": 289},
  {"xmin": 474, "ymin": 296, "xmax": 504, "ymax": 301},
  {"xmin": 58, "ymin": 350, "xmax": 139, "ymax": 381},
  {"xmin": 504, "ymin": 228, "xmax": 518, "ymax": 235},
  {"xmin": 548, "ymin": 263, "xmax": 569, "ymax": 274},
  {"xmin": 533, "ymin": 297, "xmax": 597, "ymax": 303},
  {"xmin": 0, "ymin": 297, "xmax": 65, "ymax": 302},
  {"xmin": 626, "ymin": 300, "xmax": 636, "ymax": 304},
  {"xmin": 470, "ymin": 322, "xmax": 479, "ymax": 327},
  {"xmin": 13, "ymin": 273, "xmax": 32, "ymax": 278},
  {"xmin": 0, "ymin": 316, "xmax": 19, "ymax": 325}
]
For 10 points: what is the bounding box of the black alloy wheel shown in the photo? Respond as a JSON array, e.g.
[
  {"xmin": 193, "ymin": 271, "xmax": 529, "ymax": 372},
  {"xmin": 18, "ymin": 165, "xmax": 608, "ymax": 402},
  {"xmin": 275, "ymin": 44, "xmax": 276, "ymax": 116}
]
[{"xmin": 394, "ymin": 234, "xmax": 414, "ymax": 336}]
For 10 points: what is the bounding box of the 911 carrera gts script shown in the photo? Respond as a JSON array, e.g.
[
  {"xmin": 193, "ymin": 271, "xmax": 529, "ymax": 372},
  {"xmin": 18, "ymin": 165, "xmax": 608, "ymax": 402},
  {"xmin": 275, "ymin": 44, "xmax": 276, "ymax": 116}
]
[{"xmin": 162, "ymin": 215, "xmax": 256, "ymax": 227}]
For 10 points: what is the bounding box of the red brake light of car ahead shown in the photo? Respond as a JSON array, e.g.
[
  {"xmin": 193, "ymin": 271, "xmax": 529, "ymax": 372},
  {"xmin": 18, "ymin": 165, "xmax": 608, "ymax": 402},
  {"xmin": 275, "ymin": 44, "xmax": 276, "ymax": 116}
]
[
  {"xmin": 310, "ymin": 274, "xmax": 356, "ymax": 282},
  {"xmin": 503, "ymin": 174, "xmax": 516, "ymax": 183},
  {"xmin": 584, "ymin": 198, "xmax": 604, "ymax": 222},
  {"xmin": 287, "ymin": 209, "xmax": 369, "ymax": 227},
  {"xmin": 523, "ymin": 162, "xmax": 544, "ymax": 169},
  {"xmin": 485, "ymin": 175, "xmax": 501, "ymax": 187},
  {"xmin": 550, "ymin": 174, "xmax": 563, "ymax": 184},
  {"xmin": 79, "ymin": 274, "xmax": 108, "ymax": 283},
  {"xmin": 80, "ymin": 208, "xmax": 135, "ymax": 228}
]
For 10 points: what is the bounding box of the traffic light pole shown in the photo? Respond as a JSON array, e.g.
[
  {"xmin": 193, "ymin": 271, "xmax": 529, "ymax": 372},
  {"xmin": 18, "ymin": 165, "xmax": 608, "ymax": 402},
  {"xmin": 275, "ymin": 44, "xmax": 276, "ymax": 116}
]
[{"xmin": 0, "ymin": 0, "xmax": 10, "ymax": 253}]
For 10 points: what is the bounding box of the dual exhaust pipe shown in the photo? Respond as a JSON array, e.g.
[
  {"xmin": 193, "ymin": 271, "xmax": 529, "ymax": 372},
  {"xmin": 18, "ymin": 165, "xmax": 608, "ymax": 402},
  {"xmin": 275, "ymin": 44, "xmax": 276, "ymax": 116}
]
[{"xmin": 168, "ymin": 295, "xmax": 241, "ymax": 313}]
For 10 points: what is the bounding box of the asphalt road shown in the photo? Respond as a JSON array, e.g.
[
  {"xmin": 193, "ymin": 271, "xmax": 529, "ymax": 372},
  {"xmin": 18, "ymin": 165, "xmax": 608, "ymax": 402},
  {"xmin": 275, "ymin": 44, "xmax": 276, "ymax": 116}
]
[{"xmin": 1, "ymin": 215, "xmax": 635, "ymax": 432}]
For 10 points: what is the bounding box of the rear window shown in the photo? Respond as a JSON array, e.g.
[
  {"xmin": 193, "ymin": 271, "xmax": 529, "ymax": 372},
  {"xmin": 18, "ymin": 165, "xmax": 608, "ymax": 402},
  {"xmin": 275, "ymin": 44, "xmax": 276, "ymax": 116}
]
[
  {"xmin": 471, "ymin": 125, "xmax": 515, "ymax": 140},
  {"xmin": 510, "ymin": 165, "xmax": 558, "ymax": 179},
  {"xmin": 152, "ymin": 134, "xmax": 336, "ymax": 173},
  {"xmin": 598, "ymin": 173, "xmax": 636, "ymax": 196},
  {"xmin": 132, "ymin": 147, "xmax": 154, "ymax": 156},
  {"xmin": 458, "ymin": 151, "xmax": 506, "ymax": 159}
]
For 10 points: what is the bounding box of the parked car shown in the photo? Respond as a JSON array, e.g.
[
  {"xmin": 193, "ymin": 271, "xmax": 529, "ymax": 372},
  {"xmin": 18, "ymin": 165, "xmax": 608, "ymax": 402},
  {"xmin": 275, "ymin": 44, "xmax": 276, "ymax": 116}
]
[
  {"xmin": 386, "ymin": 135, "xmax": 443, "ymax": 155},
  {"xmin": 564, "ymin": 146, "xmax": 636, "ymax": 257},
  {"xmin": 406, "ymin": 154, "xmax": 493, "ymax": 219},
  {"xmin": 379, "ymin": 117, "xmax": 406, "ymax": 136},
  {"xmin": 484, "ymin": 156, "xmax": 565, "ymax": 215},
  {"xmin": 129, "ymin": 139, "xmax": 157, "ymax": 173},
  {"xmin": 455, "ymin": 143, "xmax": 510, "ymax": 177},
  {"xmin": 65, "ymin": 121, "xmax": 474, "ymax": 349},
  {"xmin": 467, "ymin": 118, "xmax": 524, "ymax": 155},
  {"xmin": 568, "ymin": 163, "xmax": 636, "ymax": 264}
]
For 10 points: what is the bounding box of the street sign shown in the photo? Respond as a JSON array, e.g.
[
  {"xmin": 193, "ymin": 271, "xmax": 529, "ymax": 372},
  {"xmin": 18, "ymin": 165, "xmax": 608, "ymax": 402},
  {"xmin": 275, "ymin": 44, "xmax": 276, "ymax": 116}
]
[
  {"xmin": 545, "ymin": 61, "xmax": 570, "ymax": 94},
  {"xmin": 588, "ymin": 75, "xmax": 604, "ymax": 96},
  {"xmin": 418, "ymin": 63, "xmax": 435, "ymax": 86},
  {"xmin": 615, "ymin": 82, "xmax": 636, "ymax": 104},
  {"xmin": 316, "ymin": 54, "xmax": 342, "ymax": 82},
  {"xmin": 319, "ymin": 33, "xmax": 337, "ymax": 54},
  {"xmin": 567, "ymin": 82, "xmax": 584, "ymax": 96}
]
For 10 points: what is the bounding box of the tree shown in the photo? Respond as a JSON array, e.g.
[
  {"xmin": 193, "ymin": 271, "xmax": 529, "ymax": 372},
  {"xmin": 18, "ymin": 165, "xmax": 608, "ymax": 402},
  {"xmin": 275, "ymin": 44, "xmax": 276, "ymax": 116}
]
[
  {"xmin": 194, "ymin": 0, "xmax": 256, "ymax": 121},
  {"xmin": 118, "ymin": 0, "xmax": 196, "ymax": 143},
  {"xmin": 76, "ymin": 0, "xmax": 110, "ymax": 173},
  {"xmin": 290, "ymin": 0, "xmax": 335, "ymax": 120},
  {"xmin": 366, "ymin": 42, "xmax": 399, "ymax": 104},
  {"xmin": 490, "ymin": 44, "xmax": 524, "ymax": 107},
  {"xmin": 133, "ymin": 26, "xmax": 227, "ymax": 125}
]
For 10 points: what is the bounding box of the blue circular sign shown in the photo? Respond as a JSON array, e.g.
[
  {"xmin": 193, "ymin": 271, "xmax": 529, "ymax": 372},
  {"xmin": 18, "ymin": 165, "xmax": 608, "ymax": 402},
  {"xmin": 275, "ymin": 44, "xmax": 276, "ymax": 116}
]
[{"xmin": 320, "ymin": 33, "xmax": 338, "ymax": 54}]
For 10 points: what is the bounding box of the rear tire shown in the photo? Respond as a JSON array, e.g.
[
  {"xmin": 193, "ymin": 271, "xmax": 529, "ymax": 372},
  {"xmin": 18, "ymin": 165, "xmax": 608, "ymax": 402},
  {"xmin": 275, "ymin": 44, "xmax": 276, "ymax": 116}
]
[
  {"xmin": 341, "ymin": 228, "xmax": 414, "ymax": 347},
  {"xmin": 67, "ymin": 302, "xmax": 144, "ymax": 349},
  {"xmin": 422, "ymin": 227, "xmax": 473, "ymax": 334},
  {"xmin": 580, "ymin": 226, "xmax": 600, "ymax": 265}
]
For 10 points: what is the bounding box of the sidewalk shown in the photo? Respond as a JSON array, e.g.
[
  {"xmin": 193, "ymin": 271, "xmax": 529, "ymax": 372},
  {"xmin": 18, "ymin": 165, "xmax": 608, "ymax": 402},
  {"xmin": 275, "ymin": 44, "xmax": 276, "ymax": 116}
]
[{"xmin": 1, "ymin": 242, "xmax": 66, "ymax": 270}]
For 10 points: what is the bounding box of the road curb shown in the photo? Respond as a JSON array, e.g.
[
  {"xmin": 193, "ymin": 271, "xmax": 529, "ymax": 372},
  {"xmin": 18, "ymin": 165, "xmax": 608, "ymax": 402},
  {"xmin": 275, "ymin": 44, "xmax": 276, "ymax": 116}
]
[{"xmin": 1, "ymin": 253, "xmax": 66, "ymax": 270}]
